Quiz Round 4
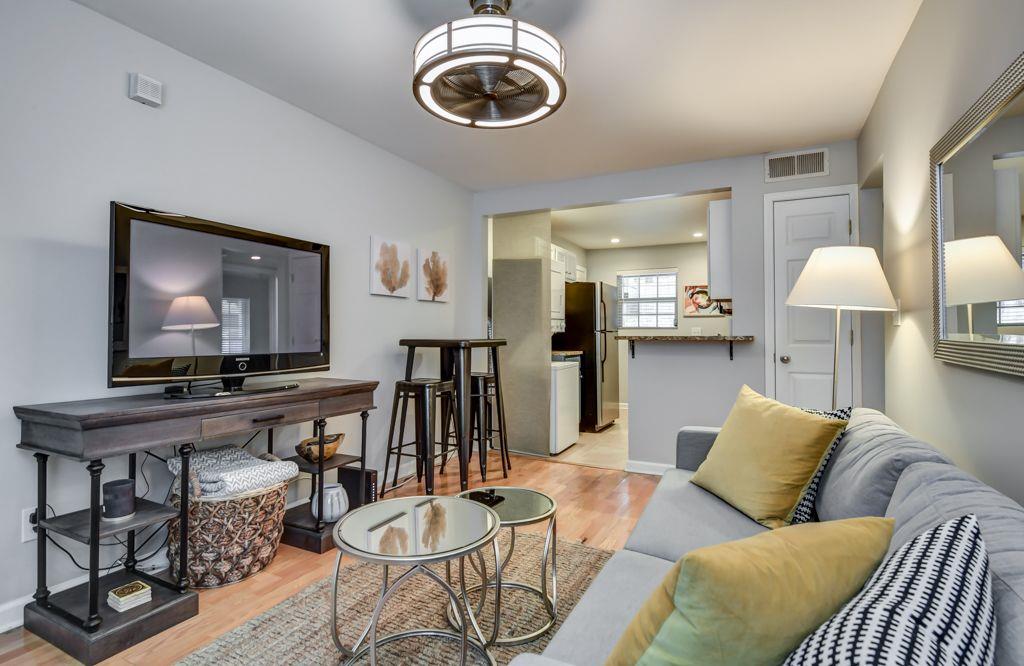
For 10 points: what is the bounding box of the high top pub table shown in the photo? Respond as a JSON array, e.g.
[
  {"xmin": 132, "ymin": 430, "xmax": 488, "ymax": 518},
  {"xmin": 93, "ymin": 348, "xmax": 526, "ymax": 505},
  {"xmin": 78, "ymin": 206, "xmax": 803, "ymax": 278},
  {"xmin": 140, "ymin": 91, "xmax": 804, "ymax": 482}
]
[{"xmin": 399, "ymin": 339, "xmax": 508, "ymax": 493}]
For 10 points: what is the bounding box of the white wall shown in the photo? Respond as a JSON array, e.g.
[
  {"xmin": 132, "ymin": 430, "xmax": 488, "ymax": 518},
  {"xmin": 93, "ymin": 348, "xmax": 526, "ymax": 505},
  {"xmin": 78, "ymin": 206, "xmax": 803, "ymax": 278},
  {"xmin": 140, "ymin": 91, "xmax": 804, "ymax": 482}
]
[
  {"xmin": 585, "ymin": 242, "xmax": 729, "ymax": 402},
  {"xmin": 473, "ymin": 140, "xmax": 860, "ymax": 469},
  {"xmin": 0, "ymin": 0, "xmax": 476, "ymax": 625},
  {"xmin": 858, "ymin": 0, "xmax": 1024, "ymax": 504}
]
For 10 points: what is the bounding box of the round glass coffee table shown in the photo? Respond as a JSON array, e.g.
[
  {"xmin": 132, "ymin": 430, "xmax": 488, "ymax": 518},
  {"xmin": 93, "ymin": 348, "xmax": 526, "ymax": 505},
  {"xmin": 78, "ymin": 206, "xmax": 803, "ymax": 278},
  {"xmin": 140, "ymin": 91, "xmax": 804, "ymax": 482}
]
[
  {"xmin": 331, "ymin": 495, "xmax": 502, "ymax": 665},
  {"xmin": 447, "ymin": 486, "xmax": 557, "ymax": 647}
]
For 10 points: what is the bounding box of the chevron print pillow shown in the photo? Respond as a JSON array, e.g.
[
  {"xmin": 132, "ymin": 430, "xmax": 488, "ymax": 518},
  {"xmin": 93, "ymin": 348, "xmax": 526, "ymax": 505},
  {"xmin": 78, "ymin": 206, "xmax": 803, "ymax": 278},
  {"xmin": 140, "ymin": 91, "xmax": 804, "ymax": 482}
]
[
  {"xmin": 790, "ymin": 406, "xmax": 852, "ymax": 524},
  {"xmin": 785, "ymin": 513, "xmax": 996, "ymax": 666}
]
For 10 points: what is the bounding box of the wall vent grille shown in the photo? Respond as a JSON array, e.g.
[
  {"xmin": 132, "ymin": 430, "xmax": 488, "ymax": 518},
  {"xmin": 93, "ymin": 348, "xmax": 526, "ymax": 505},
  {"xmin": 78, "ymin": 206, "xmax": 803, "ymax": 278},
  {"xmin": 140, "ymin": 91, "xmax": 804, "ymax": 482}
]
[
  {"xmin": 128, "ymin": 72, "xmax": 163, "ymax": 107},
  {"xmin": 764, "ymin": 148, "xmax": 829, "ymax": 182}
]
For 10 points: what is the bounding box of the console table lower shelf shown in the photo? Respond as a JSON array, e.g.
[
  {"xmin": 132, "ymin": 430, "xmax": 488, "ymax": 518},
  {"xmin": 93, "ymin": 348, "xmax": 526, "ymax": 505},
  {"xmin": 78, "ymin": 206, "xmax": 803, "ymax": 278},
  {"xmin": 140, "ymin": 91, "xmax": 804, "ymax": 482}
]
[{"xmin": 24, "ymin": 570, "xmax": 198, "ymax": 665}]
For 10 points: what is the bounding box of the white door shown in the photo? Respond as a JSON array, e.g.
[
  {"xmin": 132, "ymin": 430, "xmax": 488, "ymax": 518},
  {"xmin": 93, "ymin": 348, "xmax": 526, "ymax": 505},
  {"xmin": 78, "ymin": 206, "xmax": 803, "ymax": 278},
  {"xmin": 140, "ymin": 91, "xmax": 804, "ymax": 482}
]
[{"xmin": 772, "ymin": 194, "xmax": 854, "ymax": 409}]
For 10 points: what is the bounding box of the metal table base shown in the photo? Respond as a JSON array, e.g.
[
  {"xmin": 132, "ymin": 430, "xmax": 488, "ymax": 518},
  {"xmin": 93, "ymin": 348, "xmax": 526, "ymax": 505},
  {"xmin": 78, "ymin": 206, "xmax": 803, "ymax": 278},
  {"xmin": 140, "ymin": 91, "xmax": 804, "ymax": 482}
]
[
  {"xmin": 331, "ymin": 543, "xmax": 502, "ymax": 666},
  {"xmin": 446, "ymin": 516, "xmax": 558, "ymax": 647}
]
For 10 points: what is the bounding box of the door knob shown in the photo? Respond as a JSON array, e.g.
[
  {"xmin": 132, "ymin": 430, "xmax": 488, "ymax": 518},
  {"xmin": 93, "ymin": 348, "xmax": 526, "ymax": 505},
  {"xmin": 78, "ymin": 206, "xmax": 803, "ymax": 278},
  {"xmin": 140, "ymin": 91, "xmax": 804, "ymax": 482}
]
[{"xmin": 780, "ymin": 355, "xmax": 792, "ymax": 364}]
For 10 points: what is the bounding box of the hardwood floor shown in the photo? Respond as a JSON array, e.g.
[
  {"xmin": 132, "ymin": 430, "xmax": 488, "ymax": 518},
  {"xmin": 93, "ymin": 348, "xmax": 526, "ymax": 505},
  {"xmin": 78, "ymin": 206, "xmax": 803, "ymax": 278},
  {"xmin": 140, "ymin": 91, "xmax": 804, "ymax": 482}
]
[{"xmin": 0, "ymin": 451, "xmax": 657, "ymax": 665}]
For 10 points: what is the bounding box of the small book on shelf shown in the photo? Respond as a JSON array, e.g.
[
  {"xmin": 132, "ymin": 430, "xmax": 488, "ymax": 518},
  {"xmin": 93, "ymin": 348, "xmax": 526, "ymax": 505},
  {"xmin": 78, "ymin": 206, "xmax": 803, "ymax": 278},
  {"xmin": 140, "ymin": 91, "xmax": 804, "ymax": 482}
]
[{"xmin": 107, "ymin": 581, "xmax": 152, "ymax": 613}]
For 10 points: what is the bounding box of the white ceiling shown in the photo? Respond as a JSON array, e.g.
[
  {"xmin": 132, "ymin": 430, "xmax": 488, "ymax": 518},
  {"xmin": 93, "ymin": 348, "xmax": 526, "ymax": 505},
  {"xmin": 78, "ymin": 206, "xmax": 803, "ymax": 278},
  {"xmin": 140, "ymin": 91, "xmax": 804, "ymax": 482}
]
[
  {"xmin": 551, "ymin": 191, "xmax": 731, "ymax": 250},
  {"xmin": 73, "ymin": 0, "xmax": 921, "ymax": 191}
]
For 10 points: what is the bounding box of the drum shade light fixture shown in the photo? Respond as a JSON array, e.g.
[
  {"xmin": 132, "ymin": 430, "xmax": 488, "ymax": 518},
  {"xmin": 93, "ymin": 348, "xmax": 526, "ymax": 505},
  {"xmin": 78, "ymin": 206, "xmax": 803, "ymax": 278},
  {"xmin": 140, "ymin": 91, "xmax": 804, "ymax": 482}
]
[{"xmin": 413, "ymin": 0, "xmax": 566, "ymax": 128}]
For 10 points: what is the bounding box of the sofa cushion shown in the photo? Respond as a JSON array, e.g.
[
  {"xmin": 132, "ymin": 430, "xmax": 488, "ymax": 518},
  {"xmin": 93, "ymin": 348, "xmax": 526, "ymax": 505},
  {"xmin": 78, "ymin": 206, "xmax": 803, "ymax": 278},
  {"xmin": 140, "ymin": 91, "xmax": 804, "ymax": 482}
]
[
  {"xmin": 542, "ymin": 549, "xmax": 674, "ymax": 666},
  {"xmin": 786, "ymin": 514, "xmax": 996, "ymax": 666},
  {"xmin": 815, "ymin": 407, "xmax": 950, "ymax": 521},
  {"xmin": 886, "ymin": 462, "xmax": 1024, "ymax": 666},
  {"xmin": 607, "ymin": 517, "xmax": 893, "ymax": 666},
  {"xmin": 691, "ymin": 385, "xmax": 848, "ymax": 528},
  {"xmin": 625, "ymin": 468, "xmax": 766, "ymax": 561}
]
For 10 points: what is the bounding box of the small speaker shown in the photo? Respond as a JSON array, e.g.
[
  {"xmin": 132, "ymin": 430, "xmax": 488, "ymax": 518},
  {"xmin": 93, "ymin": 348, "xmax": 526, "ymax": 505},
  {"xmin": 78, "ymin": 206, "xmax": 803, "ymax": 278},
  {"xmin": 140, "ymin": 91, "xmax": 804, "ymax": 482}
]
[
  {"xmin": 128, "ymin": 72, "xmax": 163, "ymax": 107},
  {"xmin": 102, "ymin": 479, "xmax": 136, "ymax": 521}
]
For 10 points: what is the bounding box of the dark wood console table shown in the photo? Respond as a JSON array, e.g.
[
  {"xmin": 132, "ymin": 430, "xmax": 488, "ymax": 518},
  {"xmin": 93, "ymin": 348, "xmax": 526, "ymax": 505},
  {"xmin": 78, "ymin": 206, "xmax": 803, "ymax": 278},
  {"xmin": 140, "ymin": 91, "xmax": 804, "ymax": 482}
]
[{"xmin": 13, "ymin": 377, "xmax": 377, "ymax": 664}]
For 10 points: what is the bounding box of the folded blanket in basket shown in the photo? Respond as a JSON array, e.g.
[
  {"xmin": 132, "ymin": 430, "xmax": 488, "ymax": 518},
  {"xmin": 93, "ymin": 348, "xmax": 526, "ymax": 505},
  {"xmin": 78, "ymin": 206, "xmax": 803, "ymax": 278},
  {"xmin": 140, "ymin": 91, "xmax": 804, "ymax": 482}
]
[{"xmin": 168, "ymin": 446, "xmax": 298, "ymax": 498}]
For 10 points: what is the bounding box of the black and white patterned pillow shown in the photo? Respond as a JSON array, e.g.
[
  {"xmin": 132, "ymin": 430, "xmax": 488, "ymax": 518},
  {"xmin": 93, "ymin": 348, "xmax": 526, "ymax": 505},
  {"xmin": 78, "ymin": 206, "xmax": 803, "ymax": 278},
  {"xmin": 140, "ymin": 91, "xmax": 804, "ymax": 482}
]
[
  {"xmin": 785, "ymin": 514, "xmax": 996, "ymax": 666},
  {"xmin": 789, "ymin": 406, "xmax": 852, "ymax": 524}
]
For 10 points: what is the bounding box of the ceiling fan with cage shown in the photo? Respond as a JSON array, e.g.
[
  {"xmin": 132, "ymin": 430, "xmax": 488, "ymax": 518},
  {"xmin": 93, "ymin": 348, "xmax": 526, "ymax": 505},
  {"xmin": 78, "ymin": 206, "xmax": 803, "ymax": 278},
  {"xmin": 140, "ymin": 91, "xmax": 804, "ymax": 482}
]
[{"xmin": 412, "ymin": 0, "xmax": 566, "ymax": 129}]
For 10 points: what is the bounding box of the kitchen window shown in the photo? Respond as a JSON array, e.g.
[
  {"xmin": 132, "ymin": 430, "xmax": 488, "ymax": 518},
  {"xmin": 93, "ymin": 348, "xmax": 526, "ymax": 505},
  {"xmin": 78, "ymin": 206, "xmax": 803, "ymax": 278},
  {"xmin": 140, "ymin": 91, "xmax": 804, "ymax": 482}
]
[{"xmin": 618, "ymin": 269, "xmax": 678, "ymax": 329}]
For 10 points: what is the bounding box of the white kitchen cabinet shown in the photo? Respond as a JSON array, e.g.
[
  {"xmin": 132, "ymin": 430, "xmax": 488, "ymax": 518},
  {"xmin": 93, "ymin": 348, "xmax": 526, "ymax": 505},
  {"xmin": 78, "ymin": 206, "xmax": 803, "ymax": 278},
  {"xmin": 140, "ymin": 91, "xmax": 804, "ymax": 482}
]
[
  {"xmin": 550, "ymin": 244, "xmax": 577, "ymax": 282},
  {"xmin": 575, "ymin": 265, "xmax": 587, "ymax": 281},
  {"xmin": 550, "ymin": 259, "xmax": 566, "ymax": 321},
  {"xmin": 550, "ymin": 360, "xmax": 580, "ymax": 454},
  {"xmin": 707, "ymin": 199, "xmax": 733, "ymax": 300},
  {"xmin": 563, "ymin": 250, "xmax": 577, "ymax": 282}
]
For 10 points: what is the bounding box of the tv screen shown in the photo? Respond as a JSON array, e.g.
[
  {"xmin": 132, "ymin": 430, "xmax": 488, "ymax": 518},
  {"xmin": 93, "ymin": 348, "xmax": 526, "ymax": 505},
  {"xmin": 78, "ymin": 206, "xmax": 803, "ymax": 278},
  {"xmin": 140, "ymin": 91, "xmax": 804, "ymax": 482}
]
[{"xmin": 109, "ymin": 202, "xmax": 330, "ymax": 388}]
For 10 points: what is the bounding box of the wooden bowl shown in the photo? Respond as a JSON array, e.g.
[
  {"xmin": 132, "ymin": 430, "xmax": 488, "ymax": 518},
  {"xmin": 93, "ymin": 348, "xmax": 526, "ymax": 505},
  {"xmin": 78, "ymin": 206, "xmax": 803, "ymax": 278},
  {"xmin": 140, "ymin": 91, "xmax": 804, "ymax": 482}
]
[{"xmin": 295, "ymin": 433, "xmax": 344, "ymax": 462}]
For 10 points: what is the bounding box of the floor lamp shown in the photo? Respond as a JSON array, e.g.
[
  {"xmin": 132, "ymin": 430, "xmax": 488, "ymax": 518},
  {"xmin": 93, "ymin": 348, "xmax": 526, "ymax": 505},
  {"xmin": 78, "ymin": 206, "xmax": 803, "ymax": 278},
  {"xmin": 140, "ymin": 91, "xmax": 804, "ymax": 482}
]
[
  {"xmin": 162, "ymin": 295, "xmax": 221, "ymax": 363},
  {"xmin": 943, "ymin": 236, "xmax": 1024, "ymax": 339},
  {"xmin": 786, "ymin": 246, "xmax": 896, "ymax": 410}
]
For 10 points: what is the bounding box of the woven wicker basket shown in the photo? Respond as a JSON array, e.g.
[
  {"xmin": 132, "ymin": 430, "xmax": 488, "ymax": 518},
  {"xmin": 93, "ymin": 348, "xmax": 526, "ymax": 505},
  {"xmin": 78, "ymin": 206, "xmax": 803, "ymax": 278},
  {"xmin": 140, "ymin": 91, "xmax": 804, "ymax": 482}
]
[{"xmin": 168, "ymin": 481, "xmax": 288, "ymax": 588}]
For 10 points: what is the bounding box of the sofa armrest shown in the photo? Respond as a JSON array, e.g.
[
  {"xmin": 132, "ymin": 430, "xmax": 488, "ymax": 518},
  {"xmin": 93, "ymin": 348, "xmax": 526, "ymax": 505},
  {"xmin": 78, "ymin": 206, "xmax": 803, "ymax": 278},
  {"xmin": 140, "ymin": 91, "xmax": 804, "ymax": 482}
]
[
  {"xmin": 676, "ymin": 426, "xmax": 721, "ymax": 470},
  {"xmin": 508, "ymin": 655, "xmax": 575, "ymax": 666}
]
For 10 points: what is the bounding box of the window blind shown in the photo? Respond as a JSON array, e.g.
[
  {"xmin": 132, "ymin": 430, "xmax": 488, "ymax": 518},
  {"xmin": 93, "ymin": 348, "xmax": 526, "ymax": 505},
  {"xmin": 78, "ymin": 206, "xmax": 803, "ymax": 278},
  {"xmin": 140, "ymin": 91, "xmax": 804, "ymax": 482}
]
[{"xmin": 221, "ymin": 297, "xmax": 251, "ymax": 354}]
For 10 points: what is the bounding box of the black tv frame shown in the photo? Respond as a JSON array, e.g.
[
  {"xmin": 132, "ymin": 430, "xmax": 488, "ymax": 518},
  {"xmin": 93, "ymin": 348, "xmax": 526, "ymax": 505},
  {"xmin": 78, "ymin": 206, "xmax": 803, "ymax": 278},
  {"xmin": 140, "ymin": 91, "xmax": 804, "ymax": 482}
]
[{"xmin": 107, "ymin": 201, "xmax": 330, "ymax": 389}]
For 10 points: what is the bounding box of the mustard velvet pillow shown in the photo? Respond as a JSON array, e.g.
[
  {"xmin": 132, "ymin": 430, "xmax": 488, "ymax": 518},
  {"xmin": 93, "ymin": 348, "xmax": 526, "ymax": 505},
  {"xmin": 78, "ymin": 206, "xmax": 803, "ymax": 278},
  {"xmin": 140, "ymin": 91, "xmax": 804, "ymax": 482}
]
[
  {"xmin": 690, "ymin": 385, "xmax": 848, "ymax": 528},
  {"xmin": 606, "ymin": 517, "xmax": 894, "ymax": 666}
]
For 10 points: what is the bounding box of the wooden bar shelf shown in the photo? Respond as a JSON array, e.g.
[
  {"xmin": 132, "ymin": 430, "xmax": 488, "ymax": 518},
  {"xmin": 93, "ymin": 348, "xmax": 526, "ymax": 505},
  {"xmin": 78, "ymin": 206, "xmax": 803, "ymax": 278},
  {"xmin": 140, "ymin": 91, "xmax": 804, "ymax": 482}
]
[{"xmin": 39, "ymin": 499, "xmax": 178, "ymax": 545}]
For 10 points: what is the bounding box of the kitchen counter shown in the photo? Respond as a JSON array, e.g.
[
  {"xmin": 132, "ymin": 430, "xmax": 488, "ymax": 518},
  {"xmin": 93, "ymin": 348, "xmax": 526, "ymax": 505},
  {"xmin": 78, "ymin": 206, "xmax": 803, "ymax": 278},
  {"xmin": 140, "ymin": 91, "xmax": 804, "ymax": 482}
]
[
  {"xmin": 552, "ymin": 350, "xmax": 583, "ymax": 358},
  {"xmin": 614, "ymin": 335, "xmax": 755, "ymax": 359}
]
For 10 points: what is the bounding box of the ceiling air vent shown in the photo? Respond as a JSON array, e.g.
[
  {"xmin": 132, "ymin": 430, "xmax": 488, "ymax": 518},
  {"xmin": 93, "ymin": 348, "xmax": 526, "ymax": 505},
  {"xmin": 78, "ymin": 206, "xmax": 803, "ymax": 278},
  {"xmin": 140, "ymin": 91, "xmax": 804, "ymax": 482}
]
[{"xmin": 764, "ymin": 148, "xmax": 829, "ymax": 183}]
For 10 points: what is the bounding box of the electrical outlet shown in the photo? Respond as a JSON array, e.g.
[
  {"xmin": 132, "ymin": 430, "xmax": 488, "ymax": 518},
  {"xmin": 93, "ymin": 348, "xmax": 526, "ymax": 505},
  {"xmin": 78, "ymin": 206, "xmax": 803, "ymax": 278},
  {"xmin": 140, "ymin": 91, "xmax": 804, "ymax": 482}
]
[{"xmin": 21, "ymin": 507, "xmax": 38, "ymax": 543}]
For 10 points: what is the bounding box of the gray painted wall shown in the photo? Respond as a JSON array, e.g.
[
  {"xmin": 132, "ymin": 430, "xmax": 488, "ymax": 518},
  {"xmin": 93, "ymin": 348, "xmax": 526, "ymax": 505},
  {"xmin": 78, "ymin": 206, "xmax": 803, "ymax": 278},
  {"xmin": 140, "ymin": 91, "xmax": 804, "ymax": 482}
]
[
  {"xmin": 585, "ymin": 242, "xmax": 728, "ymax": 402},
  {"xmin": 0, "ymin": 0, "xmax": 474, "ymax": 624},
  {"xmin": 858, "ymin": 0, "xmax": 1024, "ymax": 504},
  {"xmin": 473, "ymin": 140, "xmax": 861, "ymax": 469},
  {"xmin": 859, "ymin": 188, "xmax": 886, "ymax": 411},
  {"xmin": 492, "ymin": 212, "xmax": 553, "ymax": 456}
]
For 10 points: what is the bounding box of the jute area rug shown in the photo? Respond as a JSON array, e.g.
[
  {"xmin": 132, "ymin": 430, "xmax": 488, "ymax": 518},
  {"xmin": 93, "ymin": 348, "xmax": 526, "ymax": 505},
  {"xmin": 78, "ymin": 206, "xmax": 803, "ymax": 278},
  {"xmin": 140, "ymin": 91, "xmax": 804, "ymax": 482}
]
[{"xmin": 180, "ymin": 532, "xmax": 612, "ymax": 665}]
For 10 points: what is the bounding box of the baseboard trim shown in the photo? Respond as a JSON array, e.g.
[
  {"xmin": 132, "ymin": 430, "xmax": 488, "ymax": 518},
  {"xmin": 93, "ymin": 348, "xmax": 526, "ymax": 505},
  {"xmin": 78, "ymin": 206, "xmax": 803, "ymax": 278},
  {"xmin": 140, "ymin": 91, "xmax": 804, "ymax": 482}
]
[
  {"xmin": 0, "ymin": 570, "xmax": 97, "ymax": 633},
  {"xmin": 625, "ymin": 460, "xmax": 674, "ymax": 476}
]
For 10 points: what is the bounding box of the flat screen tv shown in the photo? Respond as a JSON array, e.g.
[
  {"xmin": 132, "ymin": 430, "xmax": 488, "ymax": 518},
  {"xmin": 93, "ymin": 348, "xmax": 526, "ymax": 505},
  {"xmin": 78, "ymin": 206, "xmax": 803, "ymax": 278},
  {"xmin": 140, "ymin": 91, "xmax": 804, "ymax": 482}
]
[{"xmin": 108, "ymin": 202, "xmax": 329, "ymax": 394}]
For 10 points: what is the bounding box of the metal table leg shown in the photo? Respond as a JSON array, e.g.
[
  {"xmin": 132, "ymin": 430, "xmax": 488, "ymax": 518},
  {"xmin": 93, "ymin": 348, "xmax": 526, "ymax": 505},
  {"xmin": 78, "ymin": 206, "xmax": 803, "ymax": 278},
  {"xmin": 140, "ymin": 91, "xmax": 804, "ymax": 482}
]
[
  {"xmin": 446, "ymin": 517, "xmax": 557, "ymax": 646},
  {"xmin": 332, "ymin": 545, "xmax": 500, "ymax": 666}
]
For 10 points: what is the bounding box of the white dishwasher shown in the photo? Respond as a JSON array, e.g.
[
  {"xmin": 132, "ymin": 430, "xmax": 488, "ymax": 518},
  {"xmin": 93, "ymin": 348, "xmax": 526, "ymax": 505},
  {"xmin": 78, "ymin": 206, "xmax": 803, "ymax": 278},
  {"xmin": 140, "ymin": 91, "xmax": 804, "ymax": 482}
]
[{"xmin": 550, "ymin": 360, "xmax": 581, "ymax": 454}]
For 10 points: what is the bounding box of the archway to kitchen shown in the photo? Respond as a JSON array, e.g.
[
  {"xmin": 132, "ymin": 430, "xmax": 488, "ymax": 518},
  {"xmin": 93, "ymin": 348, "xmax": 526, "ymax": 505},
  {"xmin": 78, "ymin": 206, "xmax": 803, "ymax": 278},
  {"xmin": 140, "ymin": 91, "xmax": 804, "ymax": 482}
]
[{"xmin": 486, "ymin": 188, "xmax": 733, "ymax": 471}]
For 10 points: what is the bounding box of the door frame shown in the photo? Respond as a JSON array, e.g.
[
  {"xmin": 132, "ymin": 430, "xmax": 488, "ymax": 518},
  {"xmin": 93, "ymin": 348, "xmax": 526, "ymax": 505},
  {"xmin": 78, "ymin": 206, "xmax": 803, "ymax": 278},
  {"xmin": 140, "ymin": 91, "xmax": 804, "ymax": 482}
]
[{"xmin": 762, "ymin": 184, "xmax": 863, "ymax": 406}]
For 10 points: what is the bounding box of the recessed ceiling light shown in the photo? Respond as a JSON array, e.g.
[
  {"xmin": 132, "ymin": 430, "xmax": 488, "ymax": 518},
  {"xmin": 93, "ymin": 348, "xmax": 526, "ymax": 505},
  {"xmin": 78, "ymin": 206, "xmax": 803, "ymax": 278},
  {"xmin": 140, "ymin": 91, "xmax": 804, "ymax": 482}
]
[
  {"xmin": 250, "ymin": 255, "xmax": 261, "ymax": 261},
  {"xmin": 692, "ymin": 232, "xmax": 704, "ymax": 238},
  {"xmin": 610, "ymin": 238, "xmax": 621, "ymax": 244}
]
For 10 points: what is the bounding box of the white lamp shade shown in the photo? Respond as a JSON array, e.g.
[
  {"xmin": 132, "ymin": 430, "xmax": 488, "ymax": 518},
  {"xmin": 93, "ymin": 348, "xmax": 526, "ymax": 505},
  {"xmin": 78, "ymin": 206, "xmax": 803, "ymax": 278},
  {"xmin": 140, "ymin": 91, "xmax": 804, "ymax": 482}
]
[
  {"xmin": 162, "ymin": 296, "xmax": 220, "ymax": 330},
  {"xmin": 944, "ymin": 236, "xmax": 1024, "ymax": 306},
  {"xmin": 786, "ymin": 246, "xmax": 897, "ymax": 311}
]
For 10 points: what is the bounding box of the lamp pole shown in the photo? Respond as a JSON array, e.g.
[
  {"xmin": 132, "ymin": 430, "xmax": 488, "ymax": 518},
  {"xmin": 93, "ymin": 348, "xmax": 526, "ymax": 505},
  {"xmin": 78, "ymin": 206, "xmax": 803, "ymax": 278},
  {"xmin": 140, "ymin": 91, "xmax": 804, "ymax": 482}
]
[{"xmin": 832, "ymin": 308, "xmax": 841, "ymax": 411}]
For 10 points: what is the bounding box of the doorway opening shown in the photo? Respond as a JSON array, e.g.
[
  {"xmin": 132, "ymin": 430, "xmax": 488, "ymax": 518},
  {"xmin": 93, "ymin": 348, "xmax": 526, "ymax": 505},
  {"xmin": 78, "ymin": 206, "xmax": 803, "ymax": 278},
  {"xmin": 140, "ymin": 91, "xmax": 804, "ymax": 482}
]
[{"xmin": 488, "ymin": 189, "xmax": 732, "ymax": 471}]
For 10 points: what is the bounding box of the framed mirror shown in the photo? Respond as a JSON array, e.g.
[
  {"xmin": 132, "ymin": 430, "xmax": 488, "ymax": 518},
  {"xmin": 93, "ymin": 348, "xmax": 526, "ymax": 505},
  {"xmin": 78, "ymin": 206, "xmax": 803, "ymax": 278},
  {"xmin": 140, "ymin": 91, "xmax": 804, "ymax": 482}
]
[{"xmin": 932, "ymin": 51, "xmax": 1024, "ymax": 377}]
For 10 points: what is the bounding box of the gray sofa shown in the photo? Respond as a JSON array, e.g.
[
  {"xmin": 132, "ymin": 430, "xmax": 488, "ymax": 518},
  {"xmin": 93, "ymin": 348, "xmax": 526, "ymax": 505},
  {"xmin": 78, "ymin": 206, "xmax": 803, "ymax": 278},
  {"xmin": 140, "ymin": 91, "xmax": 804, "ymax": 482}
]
[{"xmin": 511, "ymin": 408, "xmax": 1024, "ymax": 666}]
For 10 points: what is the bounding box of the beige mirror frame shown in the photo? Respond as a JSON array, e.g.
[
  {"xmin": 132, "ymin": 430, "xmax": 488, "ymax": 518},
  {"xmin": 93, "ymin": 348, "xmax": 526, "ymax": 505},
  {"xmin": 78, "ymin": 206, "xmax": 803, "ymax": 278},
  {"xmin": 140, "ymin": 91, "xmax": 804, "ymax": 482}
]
[{"xmin": 932, "ymin": 50, "xmax": 1024, "ymax": 377}]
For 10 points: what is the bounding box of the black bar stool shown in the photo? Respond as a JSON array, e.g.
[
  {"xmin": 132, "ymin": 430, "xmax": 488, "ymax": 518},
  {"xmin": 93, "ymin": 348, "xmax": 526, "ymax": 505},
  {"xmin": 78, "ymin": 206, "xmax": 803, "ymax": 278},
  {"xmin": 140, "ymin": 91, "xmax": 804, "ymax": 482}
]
[
  {"xmin": 470, "ymin": 372, "xmax": 510, "ymax": 481},
  {"xmin": 381, "ymin": 378, "xmax": 458, "ymax": 496}
]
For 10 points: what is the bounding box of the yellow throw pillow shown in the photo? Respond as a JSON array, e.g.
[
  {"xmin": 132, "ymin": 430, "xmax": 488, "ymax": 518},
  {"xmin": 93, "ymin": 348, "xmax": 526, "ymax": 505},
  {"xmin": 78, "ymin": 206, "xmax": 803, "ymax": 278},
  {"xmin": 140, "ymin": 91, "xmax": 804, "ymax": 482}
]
[
  {"xmin": 690, "ymin": 385, "xmax": 847, "ymax": 528},
  {"xmin": 606, "ymin": 517, "xmax": 894, "ymax": 666}
]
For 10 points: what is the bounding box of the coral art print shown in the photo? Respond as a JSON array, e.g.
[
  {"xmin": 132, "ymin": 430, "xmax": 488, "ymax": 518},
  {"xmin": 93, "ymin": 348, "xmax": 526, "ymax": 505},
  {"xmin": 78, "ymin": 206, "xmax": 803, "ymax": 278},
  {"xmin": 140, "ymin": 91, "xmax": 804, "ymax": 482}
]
[
  {"xmin": 370, "ymin": 236, "xmax": 412, "ymax": 297},
  {"xmin": 418, "ymin": 249, "xmax": 450, "ymax": 302}
]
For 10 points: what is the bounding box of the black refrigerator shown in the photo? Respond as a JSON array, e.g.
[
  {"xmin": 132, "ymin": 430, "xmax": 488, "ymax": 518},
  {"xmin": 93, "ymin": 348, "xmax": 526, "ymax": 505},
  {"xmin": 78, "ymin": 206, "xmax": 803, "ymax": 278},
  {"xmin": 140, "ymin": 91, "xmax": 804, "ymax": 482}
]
[{"xmin": 552, "ymin": 281, "xmax": 619, "ymax": 432}]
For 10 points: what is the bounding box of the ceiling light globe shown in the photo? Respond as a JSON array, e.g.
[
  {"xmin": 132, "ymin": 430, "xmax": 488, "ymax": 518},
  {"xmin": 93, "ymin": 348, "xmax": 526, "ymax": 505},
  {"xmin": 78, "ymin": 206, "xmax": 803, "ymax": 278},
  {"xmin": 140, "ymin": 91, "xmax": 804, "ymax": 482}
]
[{"xmin": 412, "ymin": 7, "xmax": 566, "ymax": 128}]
